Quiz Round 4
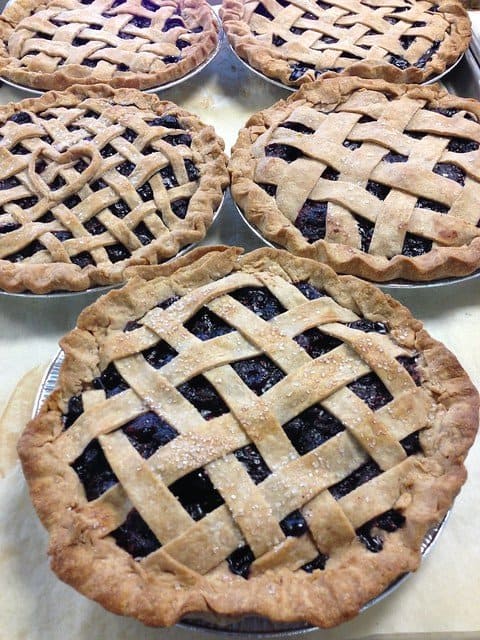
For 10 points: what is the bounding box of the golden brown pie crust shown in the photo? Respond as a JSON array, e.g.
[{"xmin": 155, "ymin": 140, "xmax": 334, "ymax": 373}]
[
  {"xmin": 230, "ymin": 76, "xmax": 480, "ymax": 282},
  {"xmin": 0, "ymin": 85, "xmax": 228, "ymax": 293},
  {"xmin": 0, "ymin": 0, "xmax": 218, "ymax": 91},
  {"xmin": 221, "ymin": 0, "xmax": 471, "ymax": 88},
  {"xmin": 18, "ymin": 246, "xmax": 479, "ymax": 628}
]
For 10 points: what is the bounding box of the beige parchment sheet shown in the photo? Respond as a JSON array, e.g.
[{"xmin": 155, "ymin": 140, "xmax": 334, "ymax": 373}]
[{"xmin": 0, "ymin": 16, "xmax": 480, "ymax": 639}]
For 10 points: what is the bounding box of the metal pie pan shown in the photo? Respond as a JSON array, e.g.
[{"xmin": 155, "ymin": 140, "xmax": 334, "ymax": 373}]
[
  {"xmin": 234, "ymin": 201, "xmax": 480, "ymax": 290},
  {"xmin": 0, "ymin": 11, "xmax": 223, "ymax": 97},
  {"xmin": 227, "ymin": 43, "xmax": 465, "ymax": 93},
  {"xmin": 0, "ymin": 193, "xmax": 225, "ymax": 299},
  {"xmin": 33, "ymin": 349, "xmax": 448, "ymax": 637}
]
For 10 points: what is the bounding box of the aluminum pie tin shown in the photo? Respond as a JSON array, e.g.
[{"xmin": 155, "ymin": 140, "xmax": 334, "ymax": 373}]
[
  {"xmin": 227, "ymin": 43, "xmax": 465, "ymax": 93},
  {"xmin": 0, "ymin": 11, "xmax": 223, "ymax": 97},
  {"xmin": 33, "ymin": 348, "xmax": 448, "ymax": 636},
  {"xmin": 0, "ymin": 193, "xmax": 225, "ymax": 299},
  {"xmin": 234, "ymin": 201, "xmax": 480, "ymax": 290}
]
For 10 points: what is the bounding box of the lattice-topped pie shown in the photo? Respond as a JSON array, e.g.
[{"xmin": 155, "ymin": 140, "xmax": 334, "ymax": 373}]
[
  {"xmin": 18, "ymin": 246, "xmax": 478, "ymax": 627},
  {"xmin": 221, "ymin": 0, "xmax": 470, "ymax": 88},
  {"xmin": 0, "ymin": 86, "xmax": 228, "ymax": 293},
  {"xmin": 231, "ymin": 76, "xmax": 480, "ymax": 282},
  {"xmin": 0, "ymin": 0, "xmax": 218, "ymax": 91}
]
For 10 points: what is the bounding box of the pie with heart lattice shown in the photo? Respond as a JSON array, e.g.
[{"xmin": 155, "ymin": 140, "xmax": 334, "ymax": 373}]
[
  {"xmin": 18, "ymin": 246, "xmax": 479, "ymax": 628},
  {"xmin": 0, "ymin": 0, "xmax": 218, "ymax": 91},
  {"xmin": 230, "ymin": 76, "xmax": 480, "ymax": 282},
  {"xmin": 221, "ymin": 0, "xmax": 470, "ymax": 87},
  {"xmin": 0, "ymin": 85, "xmax": 228, "ymax": 293}
]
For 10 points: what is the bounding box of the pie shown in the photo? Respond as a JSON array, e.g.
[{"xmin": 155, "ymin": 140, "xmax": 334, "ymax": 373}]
[
  {"xmin": 0, "ymin": 85, "xmax": 228, "ymax": 294},
  {"xmin": 221, "ymin": 0, "xmax": 470, "ymax": 88},
  {"xmin": 230, "ymin": 76, "xmax": 480, "ymax": 282},
  {"xmin": 17, "ymin": 245, "xmax": 479, "ymax": 628},
  {"xmin": 0, "ymin": 0, "xmax": 218, "ymax": 91}
]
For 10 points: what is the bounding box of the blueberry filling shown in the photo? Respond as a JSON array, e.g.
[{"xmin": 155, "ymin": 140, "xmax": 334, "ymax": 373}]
[
  {"xmin": 129, "ymin": 15, "xmax": 151, "ymax": 28},
  {"xmin": 254, "ymin": 3, "xmax": 274, "ymax": 19},
  {"xmin": 0, "ymin": 176, "xmax": 20, "ymax": 190},
  {"xmin": 92, "ymin": 362, "xmax": 129, "ymax": 397},
  {"xmin": 71, "ymin": 252, "xmax": 95, "ymax": 268},
  {"xmin": 230, "ymin": 286, "xmax": 286, "ymax": 320},
  {"xmin": 356, "ymin": 509, "xmax": 405, "ymax": 552},
  {"xmin": 320, "ymin": 34, "xmax": 338, "ymax": 43},
  {"xmin": 52, "ymin": 230, "xmax": 73, "ymax": 242},
  {"xmin": 290, "ymin": 26, "xmax": 304, "ymax": 35},
  {"xmin": 74, "ymin": 159, "xmax": 88, "ymax": 173},
  {"xmin": 283, "ymin": 404, "xmax": 345, "ymax": 455},
  {"xmin": 427, "ymin": 106, "xmax": 459, "ymax": 118},
  {"xmin": 100, "ymin": 143, "xmax": 116, "ymax": 158},
  {"xmin": 169, "ymin": 468, "xmax": 223, "ymax": 520},
  {"xmin": 118, "ymin": 31, "xmax": 135, "ymax": 39},
  {"xmin": 227, "ymin": 545, "xmax": 255, "ymax": 578},
  {"xmin": 116, "ymin": 160, "xmax": 135, "ymax": 176},
  {"xmin": 49, "ymin": 175, "xmax": 66, "ymax": 190},
  {"xmin": 17, "ymin": 196, "xmax": 39, "ymax": 209},
  {"xmin": 112, "ymin": 509, "xmax": 161, "ymax": 558},
  {"xmin": 38, "ymin": 211, "xmax": 54, "ymax": 223},
  {"xmin": 63, "ymin": 394, "xmax": 84, "ymax": 429},
  {"xmin": 171, "ymin": 199, "xmax": 189, "ymax": 219},
  {"xmin": 178, "ymin": 376, "xmax": 229, "ymax": 420},
  {"xmin": 234, "ymin": 444, "xmax": 271, "ymax": 484},
  {"xmin": 149, "ymin": 114, "xmax": 183, "ymax": 129},
  {"xmin": 447, "ymin": 137, "xmax": 479, "ymax": 153},
  {"xmin": 231, "ymin": 356, "xmax": 285, "ymax": 395},
  {"xmin": 72, "ymin": 36, "xmax": 89, "ymax": 46},
  {"xmin": 124, "ymin": 320, "xmax": 142, "ymax": 332},
  {"xmin": 110, "ymin": 199, "xmax": 131, "ymax": 218},
  {"xmin": 122, "ymin": 128, "xmax": 138, "ymax": 142},
  {"xmin": 294, "ymin": 200, "xmax": 328, "ymax": 244},
  {"xmin": 355, "ymin": 215, "xmax": 375, "ymax": 253},
  {"xmin": 343, "ymin": 139, "xmax": 362, "ymax": 151},
  {"xmin": 416, "ymin": 197, "xmax": 449, "ymax": 214},
  {"xmin": 389, "ymin": 54, "xmax": 409, "ymax": 70},
  {"xmin": 329, "ymin": 459, "xmax": 381, "ymax": 500},
  {"xmin": 122, "ymin": 411, "xmax": 178, "ymax": 459},
  {"xmin": 0, "ymin": 222, "xmax": 20, "ymax": 234},
  {"xmin": 106, "ymin": 243, "xmax": 130, "ymax": 263},
  {"xmin": 71, "ymin": 439, "xmax": 118, "ymax": 501},
  {"xmin": 289, "ymin": 62, "xmax": 319, "ymax": 82},
  {"xmin": 383, "ymin": 151, "xmax": 408, "ymax": 163},
  {"xmin": 348, "ymin": 372, "xmax": 393, "ymax": 411},
  {"xmin": 184, "ymin": 307, "xmax": 234, "ymax": 341},
  {"xmin": 82, "ymin": 59, "xmax": 98, "ymax": 68},
  {"xmin": 302, "ymin": 554, "xmax": 328, "ymax": 572},
  {"xmin": 164, "ymin": 133, "xmax": 192, "ymax": 147},
  {"xmin": 259, "ymin": 183, "xmax": 277, "ymax": 196},
  {"xmin": 280, "ymin": 510, "xmax": 308, "ymax": 537},
  {"xmin": 415, "ymin": 41, "xmax": 440, "ymax": 68},
  {"xmin": 137, "ymin": 183, "xmax": 154, "ymax": 201},
  {"xmin": 134, "ymin": 221, "xmax": 155, "ymax": 245},
  {"xmin": 400, "ymin": 35, "xmax": 415, "ymax": 50},
  {"xmin": 160, "ymin": 167, "xmax": 178, "ymax": 189},
  {"xmin": 163, "ymin": 55, "xmax": 181, "ymax": 64},
  {"xmin": 397, "ymin": 355, "xmax": 421, "ymax": 386},
  {"xmin": 11, "ymin": 143, "xmax": 29, "ymax": 155},
  {"xmin": 157, "ymin": 295, "xmax": 180, "ymax": 310},
  {"xmin": 90, "ymin": 178, "xmax": 108, "ymax": 191},
  {"xmin": 142, "ymin": 340, "xmax": 178, "ymax": 369},
  {"xmin": 366, "ymin": 180, "xmax": 390, "ymax": 200},
  {"xmin": 141, "ymin": 0, "xmax": 159, "ymax": 10},
  {"xmin": 7, "ymin": 239, "xmax": 45, "ymax": 262},
  {"xmin": 9, "ymin": 111, "xmax": 32, "ymax": 124},
  {"xmin": 85, "ymin": 218, "xmax": 107, "ymax": 235},
  {"xmin": 433, "ymin": 162, "xmax": 466, "ymax": 186},
  {"xmin": 184, "ymin": 159, "xmax": 200, "ymax": 181},
  {"xmin": 294, "ymin": 281, "xmax": 325, "ymax": 299},
  {"xmin": 347, "ymin": 319, "xmax": 388, "ymax": 333},
  {"xmin": 265, "ymin": 142, "xmax": 303, "ymax": 163},
  {"xmin": 64, "ymin": 195, "xmax": 81, "ymax": 209},
  {"xmin": 280, "ymin": 121, "xmax": 315, "ymax": 134},
  {"xmin": 176, "ymin": 39, "xmax": 190, "ymax": 49},
  {"xmin": 400, "ymin": 431, "xmax": 422, "ymax": 455},
  {"xmin": 162, "ymin": 17, "xmax": 184, "ymax": 31},
  {"xmin": 272, "ymin": 34, "xmax": 286, "ymax": 46},
  {"xmin": 401, "ymin": 232, "xmax": 433, "ymax": 257},
  {"xmin": 294, "ymin": 328, "xmax": 342, "ymax": 358}
]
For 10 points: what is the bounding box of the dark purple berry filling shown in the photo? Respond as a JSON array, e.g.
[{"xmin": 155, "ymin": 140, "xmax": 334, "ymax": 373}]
[
  {"xmin": 272, "ymin": 34, "xmax": 286, "ymax": 46},
  {"xmin": 329, "ymin": 459, "xmax": 381, "ymax": 500},
  {"xmin": 294, "ymin": 200, "xmax": 327, "ymax": 244},
  {"xmin": 116, "ymin": 160, "xmax": 135, "ymax": 176},
  {"xmin": 9, "ymin": 111, "xmax": 32, "ymax": 124},
  {"xmin": 280, "ymin": 510, "xmax": 308, "ymax": 537},
  {"xmin": 134, "ymin": 221, "xmax": 155, "ymax": 245},
  {"xmin": 122, "ymin": 411, "xmax": 178, "ymax": 459},
  {"xmin": 169, "ymin": 468, "xmax": 223, "ymax": 520},
  {"xmin": 90, "ymin": 178, "xmax": 107, "ymax": 191},
  {"xmin": 231, "ymin": 355, "xmax": 285, "ymax": 395},
  {"xmin": 106, "ymin": 243, "xmax": 130, "ymax": 263},
  {"xmin": 93, "ymin": 362, "xmax": 129, "ymax": 398},
  {"xmin": 227, "ymin": 545, "xmax": 255, "ymax": 578},
  {"xmin": 63, "ymin": 394, "xmax": 83, "ymax": 429},
  {"xmin": 347, "ymin": 320, "xmax": 388, "ymax": 333},
  {"xmin": 164, "ymin": 133, "xmax": 191, "ymax": 147},
  {"xmin": 137, "ymin": 183, "xmax": 154, "ymax": 201},
  {"xmin": 356, "ymin": 215, "xmax": 375, "ymax": 253},
  {"xmin": 11, "ymin": 143, "xmax": 29, "ymax": 155},
  {"xmin": 234, "ymin": 444, "xmax": 271, "ymax": 483},
  {"xmin": 112, "ymin": 509, "xmax": 161, "ymax": 558},
  {"xmin": 178, "ymin": 376, "xmax": 229, "ymax": 420},
  {"xmin": 416, "ymin": 197, "xmax": 449, "ymax": 214},
  {"xmin": 7, "ymin": 239, "xmax": 45, "ymax": 262},
  {"xmin": 230, "ymin": 286, "xmax": 285, "ymax": 321},
  {"xmin": 162, "ymin": 17, "xmax": 184, "ymax": 31},
  {"xmin": 401, "ymin": 232, "xmax": 433, "ymax": 257},
  {"xmin": 302, "ymin": 554, "xmax": 328, "ymax": 572},
  {"xmin": 141, "ymin": 0, "xmax": 159, "ymax": 10},
  {"xmin": 427, "ymin": 106, "xmax": 459, "ymax": 118},
  {"xmin": 348, "ymin": 372, "xmax": 393, "ymax": 411},
  {"xmin": 433, "ymin": 162, "xmax": 466, "ymax": 186},
  {"xmin": 389, "ymin": 54, "xmax": 409, "ymax": 70},
  {"xmin": 71, "ymin": 439, "xmax": 118, "ymax": 501},
  {"xmin": 343, "ymin": 139, "xmax": 362, "ymax": 151},
  {"xmin": 0, "ymin": 176, "xmax": 20, "ymax": 190},
  {"xmin": 100, "ymin": 143, "xmax": 116, "ymax": 159},
  {"xmin": 160, "ymin": 167, "xmax": 178, "ymax": 189},
  {"xmin": 294, "ymin": 281, "xmax": 325, "ymax": 299},
  {"xmin": 265, "ymin": 143, "xmax": 302, "ymax": 163},
  {"xmin": 283, "ymin": 404, "xmax": 345, "ymax": 454},
  {"xmin": 280, "ymin": 121, "xmax": 315, "ymax": 134},
  {"xmin": 163, "ymin": 55, "xmax": 181, "ymax": 64},
  {"xmin": 129, "ymin": 15, "xmax": 151, "ymax": 28},
  {"xmin": 259, "ymin": 183, "xmax": 277, "ymax": 196},
  {"xmin": 184, "ymin": 307, "xmax": 234, "ymax": 341},
  {"xmin": 64, "ymin": 195, "xmax": 81, "ymax": 209},
  {"xmin": 184, "ymin": 159, "xmax": 200, "ymax": 181},
  {"xmin": 122, "ymin": 128, "xmax": 138, "ymax": 142},
  {"xmin": 171, "ymin": 199, "xmax": 188, "ymax": 219},
  {"xmin": 85, "ymin": 217, "xmax": 107, "ymax": 235},
  {"xmin": 294, "ymin": 328, "xmax": 342, "ymax": 358},
  {"xmin": 254, "ymin": 3, "xmax": 274, "ymax": 19},
  {"xmin": 447, "ymin": 137, "xmax": 479, "ymax": 153},
  {"xmin": 415, "ymin": 41, "xmax": 440, "ymax": 68},
  {"xmin": 142, "ymin": 340, "xmax": 177, "ymax": 369},
  {"xmin": 110, "ymin": 199, "xmax": 130, "ymax": 218},
  {"xmin": 38, "ymin": 211, "xmax": 54, "ymax": 223},
  {"xmin": 401, "ymin": 431, "xmax": 422, "ymax": 455},
  {"xmin": 17, "ymin": 196, "xmax": 39, "ymax": 209},
  {"xmin": 0, "ymin": 222, "xmax": 20, "ymax": 234},
  {"xmin": 383, "ymin": 151, "xmax": 408, "ymax": 163},
  {"xmin": 366, "ymin": 180, "xmax": 390, "ymax": 200},
  {"xmin": 397, "ymin": 355, "xmax": 421, "ymax": 386},
  {"xmin": 71, "ymin": 251, "xmax": 95, "ymax": 268},
  {"xmin": 356, "ymin": 509, "xmax": 405, "ymax": 552},
  {"xmin": 49, "ymin": 175, "xmax": 66, "ymax": 190}
]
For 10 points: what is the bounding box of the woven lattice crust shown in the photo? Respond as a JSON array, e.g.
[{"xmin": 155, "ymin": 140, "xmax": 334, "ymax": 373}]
[
  {"xmin": 0, "ymin": 85, "xmax": 228, "ymax": 293},
  {"xmin": 18, "ymin": 246, "xmax": 478, "ymax": 628},
  {"xmin": 230, "ymin": 76, "xmax": 480, "ymax": 282},
  {"xmin": 221, "ymin": 0, "xmax": 470, "ymax": 88},
  {"xmin": 0, "ymin": 0, "xmax": 217, "ymax": 91}
]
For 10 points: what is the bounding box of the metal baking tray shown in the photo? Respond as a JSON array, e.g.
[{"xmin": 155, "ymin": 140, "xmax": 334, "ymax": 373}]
[
  {"xmin": 228, "ymin": 43, "xmax": 465, "ymax": 93},
  {"xmin": 0, "ymin": 10, "xmax": 223, "ymax": 96},
  {"xmin": 0, "ymin": 193, "xmax": 225, "ymax": 299},
  {"xmin": 32, "ymin": 348, "xmax": 449, "ymax": 637}
]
